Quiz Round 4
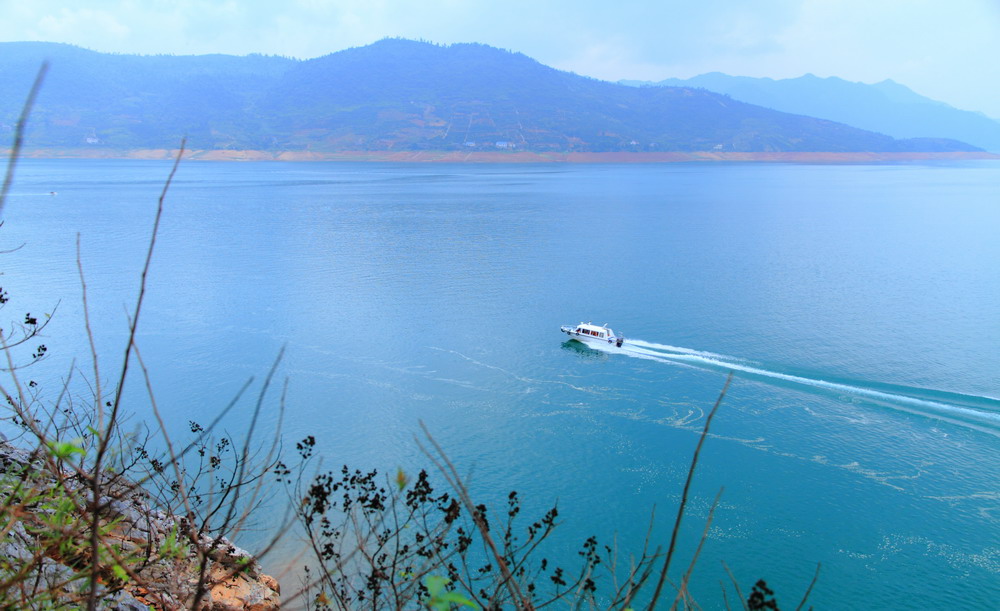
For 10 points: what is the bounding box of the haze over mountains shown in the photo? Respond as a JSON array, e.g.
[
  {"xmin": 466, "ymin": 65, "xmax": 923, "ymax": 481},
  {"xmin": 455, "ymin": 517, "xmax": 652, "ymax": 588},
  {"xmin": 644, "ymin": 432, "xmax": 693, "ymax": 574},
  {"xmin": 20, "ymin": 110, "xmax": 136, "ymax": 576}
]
[
  {"xmin": 0, "ymin": 39, "xmax": 988, "ymax": 154},
  {"xmin": 622, "ymin": 73, "xmax": 1000, "ymax": 152}
]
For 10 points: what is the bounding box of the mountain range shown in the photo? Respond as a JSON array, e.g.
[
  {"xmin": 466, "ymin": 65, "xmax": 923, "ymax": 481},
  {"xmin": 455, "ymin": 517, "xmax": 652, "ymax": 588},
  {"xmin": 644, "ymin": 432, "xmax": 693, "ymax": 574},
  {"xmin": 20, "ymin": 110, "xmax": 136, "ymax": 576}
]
[
  {"xmin": 0, "ymin": 39, "xmax": 986, "ymax": 154},
  {"xmin": 622, "ymin": 73, "xmax": 1000, "ymax": 152}
]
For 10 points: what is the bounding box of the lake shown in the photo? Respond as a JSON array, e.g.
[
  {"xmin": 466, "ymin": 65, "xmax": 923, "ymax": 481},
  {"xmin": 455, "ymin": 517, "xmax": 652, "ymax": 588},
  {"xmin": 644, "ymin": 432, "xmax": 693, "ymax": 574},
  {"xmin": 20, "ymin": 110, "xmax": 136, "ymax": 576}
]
[{"xmin": 3, "ymin": 159, "xmax": 999, "ymax": 608}]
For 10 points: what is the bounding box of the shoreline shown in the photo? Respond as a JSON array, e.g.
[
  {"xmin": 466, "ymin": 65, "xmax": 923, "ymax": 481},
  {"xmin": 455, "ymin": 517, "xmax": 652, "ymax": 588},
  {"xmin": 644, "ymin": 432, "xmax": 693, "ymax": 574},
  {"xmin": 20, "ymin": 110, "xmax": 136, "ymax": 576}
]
[{"xmin": 9, "ymin": 148, "xmax": 1000, "ymax": 163}]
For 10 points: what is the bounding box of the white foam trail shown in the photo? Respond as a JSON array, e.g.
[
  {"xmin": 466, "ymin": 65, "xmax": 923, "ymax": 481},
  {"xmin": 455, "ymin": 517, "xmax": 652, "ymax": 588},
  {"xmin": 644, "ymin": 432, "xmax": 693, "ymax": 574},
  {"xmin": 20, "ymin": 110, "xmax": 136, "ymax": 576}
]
[
  {"xmin": 616, "ymin": 340, "xmax": 1000, "ymax": 432},
  {"xmin": 626, "ymin": 339, "xmax": 730, "ymax": 359}
]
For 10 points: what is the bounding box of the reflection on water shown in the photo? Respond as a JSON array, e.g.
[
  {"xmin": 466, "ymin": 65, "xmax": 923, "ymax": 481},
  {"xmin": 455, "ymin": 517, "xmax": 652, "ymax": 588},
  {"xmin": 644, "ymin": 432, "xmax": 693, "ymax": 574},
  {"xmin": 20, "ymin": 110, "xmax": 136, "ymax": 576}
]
[{"xmin": 560, "ymin": 339, "xmax": 609, "ymax": 359}]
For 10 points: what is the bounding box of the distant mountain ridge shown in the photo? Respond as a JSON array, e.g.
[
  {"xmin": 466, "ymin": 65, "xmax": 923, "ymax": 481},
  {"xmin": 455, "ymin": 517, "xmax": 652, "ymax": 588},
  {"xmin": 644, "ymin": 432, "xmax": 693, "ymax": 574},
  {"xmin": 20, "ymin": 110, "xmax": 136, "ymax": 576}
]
[
  {"xmin": 0, "ymin": 39, "xmax": 983, "ymax": 154},
  {"xmin": 622, "ymin": 73, "xmax": 1000, "ymax": 152}
]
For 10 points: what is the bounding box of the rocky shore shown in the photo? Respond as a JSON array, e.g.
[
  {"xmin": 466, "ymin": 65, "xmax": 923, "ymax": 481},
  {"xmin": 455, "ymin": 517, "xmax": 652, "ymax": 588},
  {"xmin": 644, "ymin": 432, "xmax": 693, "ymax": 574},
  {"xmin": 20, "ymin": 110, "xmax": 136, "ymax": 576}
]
[{"xmin": 0, "ymin": 441, "xmax": 280, "ymax": 610}]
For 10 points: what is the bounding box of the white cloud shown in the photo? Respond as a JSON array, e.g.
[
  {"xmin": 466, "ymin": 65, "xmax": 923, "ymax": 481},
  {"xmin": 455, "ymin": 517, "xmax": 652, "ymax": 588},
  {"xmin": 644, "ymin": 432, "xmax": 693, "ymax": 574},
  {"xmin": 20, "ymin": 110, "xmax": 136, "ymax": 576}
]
[{"xmin": 34, "ymin": 8, "xmax": 131, "ymax": 41}]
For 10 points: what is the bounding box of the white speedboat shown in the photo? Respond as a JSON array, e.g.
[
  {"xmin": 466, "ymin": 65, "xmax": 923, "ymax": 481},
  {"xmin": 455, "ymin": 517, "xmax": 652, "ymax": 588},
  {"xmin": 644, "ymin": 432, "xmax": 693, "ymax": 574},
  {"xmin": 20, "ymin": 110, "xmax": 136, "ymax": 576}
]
[{"xmin": 560, "ymin": 322, "xmax": 625, "ymax": 348}]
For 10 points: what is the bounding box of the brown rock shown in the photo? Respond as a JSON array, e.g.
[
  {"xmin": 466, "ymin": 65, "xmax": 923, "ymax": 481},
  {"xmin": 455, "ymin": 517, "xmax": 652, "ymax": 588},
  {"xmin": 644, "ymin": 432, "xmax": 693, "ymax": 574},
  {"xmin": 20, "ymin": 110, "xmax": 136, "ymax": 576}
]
[{"xmin": 207, "ymin": 565, "xmax": 280, "ymax": 611}]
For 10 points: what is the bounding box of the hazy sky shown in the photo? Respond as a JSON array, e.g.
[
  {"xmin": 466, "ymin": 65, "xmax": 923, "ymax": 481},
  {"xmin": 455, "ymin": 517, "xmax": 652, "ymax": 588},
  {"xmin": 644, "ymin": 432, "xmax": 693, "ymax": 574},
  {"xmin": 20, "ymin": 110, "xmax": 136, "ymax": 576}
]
[{"xmin": 3, "ymin": 0, "xmax": 999, "ymax": 119}]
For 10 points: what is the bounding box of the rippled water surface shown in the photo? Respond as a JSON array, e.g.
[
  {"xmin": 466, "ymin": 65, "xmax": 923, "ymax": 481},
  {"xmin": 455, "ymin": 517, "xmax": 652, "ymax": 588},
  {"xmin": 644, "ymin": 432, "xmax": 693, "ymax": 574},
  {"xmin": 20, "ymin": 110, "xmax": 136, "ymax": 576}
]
[{"xmin": 4, "ymin": 159, "xmax": 999, "ymax": 608}]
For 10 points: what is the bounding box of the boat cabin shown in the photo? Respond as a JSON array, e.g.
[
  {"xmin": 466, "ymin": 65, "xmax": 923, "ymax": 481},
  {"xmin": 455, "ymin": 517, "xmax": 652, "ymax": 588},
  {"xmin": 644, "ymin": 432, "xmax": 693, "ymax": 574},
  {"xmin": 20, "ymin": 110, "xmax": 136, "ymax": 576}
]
[{"xmin": 573, "ymin": 323, "xmax": 614, "ymax": 339}]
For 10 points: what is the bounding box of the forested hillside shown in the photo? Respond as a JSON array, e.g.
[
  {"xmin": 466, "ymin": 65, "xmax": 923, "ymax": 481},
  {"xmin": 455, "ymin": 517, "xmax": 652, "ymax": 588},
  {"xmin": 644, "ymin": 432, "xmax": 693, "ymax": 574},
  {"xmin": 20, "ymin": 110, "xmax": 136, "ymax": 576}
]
[{"xmin": 0, "ymin": 39, "xmax": 980, "ymax": 153}]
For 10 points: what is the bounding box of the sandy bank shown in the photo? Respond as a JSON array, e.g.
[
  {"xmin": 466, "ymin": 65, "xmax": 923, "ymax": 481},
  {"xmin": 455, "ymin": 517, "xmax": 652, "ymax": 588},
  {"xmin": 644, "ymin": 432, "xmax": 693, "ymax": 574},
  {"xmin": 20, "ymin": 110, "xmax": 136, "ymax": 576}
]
[{"xmin": 9, "ymin": 148, "xmax": 1000, "ymax": 163}]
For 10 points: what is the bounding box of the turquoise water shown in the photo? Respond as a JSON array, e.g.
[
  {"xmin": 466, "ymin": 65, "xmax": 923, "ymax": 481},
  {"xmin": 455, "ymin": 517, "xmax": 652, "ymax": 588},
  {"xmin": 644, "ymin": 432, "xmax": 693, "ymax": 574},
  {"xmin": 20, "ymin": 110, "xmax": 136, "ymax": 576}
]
[{"xmin": 3, "ymin": 160, "xmax": 999, "ymax": 608}]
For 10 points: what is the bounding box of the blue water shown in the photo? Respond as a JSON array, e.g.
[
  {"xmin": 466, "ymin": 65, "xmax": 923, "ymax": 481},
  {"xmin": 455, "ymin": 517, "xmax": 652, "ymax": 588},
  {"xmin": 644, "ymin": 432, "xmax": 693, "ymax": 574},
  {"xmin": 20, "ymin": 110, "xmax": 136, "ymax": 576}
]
[{"xmin": 3, "ymin": 160, "xmax": 999, "ymax": 608}]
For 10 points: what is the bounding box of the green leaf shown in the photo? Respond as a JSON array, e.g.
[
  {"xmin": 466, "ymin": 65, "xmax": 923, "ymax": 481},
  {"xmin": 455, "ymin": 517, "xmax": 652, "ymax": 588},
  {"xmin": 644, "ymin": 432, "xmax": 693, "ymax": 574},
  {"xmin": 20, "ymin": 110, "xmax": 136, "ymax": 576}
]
[
  {"xmin": 438, "ymin": 592, "xmax": 477, "ymax": 608},
  {"xmin": 46, "ymin": 439, "xmax": 86, "ymax": 460},
  {"xmin": 425, "ymin": 575, "xmax": 448, "ymax": 597},
  {"xmin": 423, "ymin": 575, "xmax": 477, "ymax": 610},
  {"xmin": 111, "ymin": 564, "xmax": 129, "ymax": 582}
]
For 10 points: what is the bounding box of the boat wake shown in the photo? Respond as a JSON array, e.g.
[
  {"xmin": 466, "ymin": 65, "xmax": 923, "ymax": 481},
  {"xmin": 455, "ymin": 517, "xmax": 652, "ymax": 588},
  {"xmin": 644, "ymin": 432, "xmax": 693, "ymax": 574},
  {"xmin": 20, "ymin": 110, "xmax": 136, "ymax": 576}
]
[{"xmin": 607, "ymin": 339, "xmax": 1000, "ymax": 433}]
